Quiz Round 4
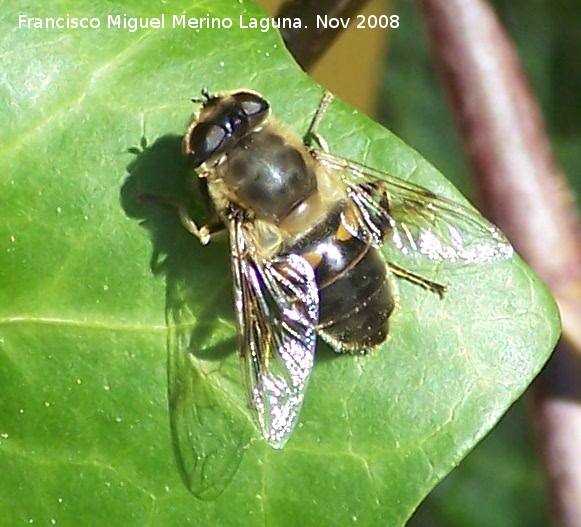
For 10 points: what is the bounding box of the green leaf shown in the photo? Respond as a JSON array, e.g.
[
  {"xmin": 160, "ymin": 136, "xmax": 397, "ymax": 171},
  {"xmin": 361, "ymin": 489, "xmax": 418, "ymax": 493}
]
[{"xmin": 0, "ymin": 1, "xmax": 559, "ymax": 526}]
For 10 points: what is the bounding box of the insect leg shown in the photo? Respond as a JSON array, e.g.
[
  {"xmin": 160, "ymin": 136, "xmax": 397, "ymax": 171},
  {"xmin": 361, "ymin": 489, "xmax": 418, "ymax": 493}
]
[
  {"xmin": 304, "ymin": 91, "xmax": 335, "ymax": 153},
  {"xmin": 387, "ymin": 262, "xmax": 448, "ymax": 299},
  {"xmin": 137, "ymin": 192, "xmax": 223, "ymax": 245}
]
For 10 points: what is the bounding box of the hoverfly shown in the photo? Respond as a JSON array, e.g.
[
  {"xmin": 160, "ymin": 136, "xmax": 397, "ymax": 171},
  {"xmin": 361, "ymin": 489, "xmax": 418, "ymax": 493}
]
[{"xmin": 153, "ymin": 89, "xmax": 513, "ymax": 498}]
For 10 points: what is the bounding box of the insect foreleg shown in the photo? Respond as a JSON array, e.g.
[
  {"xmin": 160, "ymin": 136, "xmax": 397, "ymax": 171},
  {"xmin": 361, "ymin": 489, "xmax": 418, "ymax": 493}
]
[
  {"xmin": 304, "ymin": 91, "xmax": 335, "ymax": 153},
  {"xmin": 137, "ymin": 192, "xmax": 223, "ymax": 245}
]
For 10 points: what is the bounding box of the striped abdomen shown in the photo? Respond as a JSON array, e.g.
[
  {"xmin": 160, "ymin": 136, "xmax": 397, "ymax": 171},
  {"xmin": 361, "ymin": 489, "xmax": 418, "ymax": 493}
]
[{"xmin": 290, "ymin": 203, "xmax": 395, "ymax": 353}]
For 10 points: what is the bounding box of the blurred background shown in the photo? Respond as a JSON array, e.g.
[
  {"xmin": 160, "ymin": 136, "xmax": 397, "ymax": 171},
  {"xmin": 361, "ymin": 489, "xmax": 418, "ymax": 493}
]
[{"xmin": 257, "ymin": 0, "xmax": 581, "ymax": 525}]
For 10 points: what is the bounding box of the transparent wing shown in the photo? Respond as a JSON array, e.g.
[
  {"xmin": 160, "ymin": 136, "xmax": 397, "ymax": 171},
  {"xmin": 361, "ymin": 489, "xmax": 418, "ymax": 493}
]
[
  {"xmin": 167, "ymin": 274, "xmax": 253, "ymax": 500},
  {"xmin": 230, "ymin": 214, "xmax": 319, "ymax": 449},
  {"xmin": 314, "ymin": 150, "xmax": 514, "ymax": 264}
]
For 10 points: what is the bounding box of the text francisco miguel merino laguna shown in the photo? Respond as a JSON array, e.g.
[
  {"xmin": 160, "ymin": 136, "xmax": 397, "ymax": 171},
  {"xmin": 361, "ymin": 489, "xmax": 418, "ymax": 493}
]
[{"xmin": 17, "ymin": 13, "xmax": 319, "ymax": 32}]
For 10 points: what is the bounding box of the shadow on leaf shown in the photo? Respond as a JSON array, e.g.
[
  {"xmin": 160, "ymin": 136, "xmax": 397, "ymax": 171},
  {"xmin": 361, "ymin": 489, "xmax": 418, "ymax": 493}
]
[{"xmin": 119, "ymin": 134, "xmax": 253, "ymax": 500}]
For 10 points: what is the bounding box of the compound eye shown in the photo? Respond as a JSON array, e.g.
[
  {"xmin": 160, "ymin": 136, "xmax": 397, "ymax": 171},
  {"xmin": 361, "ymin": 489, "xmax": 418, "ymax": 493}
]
[
  {"xmin": 185, "ymin": 122, "xmax": 226, "ymax": 166},
  {"xmin": 235, "ymin": 92, "xmax": 269, "ymax": 126}
]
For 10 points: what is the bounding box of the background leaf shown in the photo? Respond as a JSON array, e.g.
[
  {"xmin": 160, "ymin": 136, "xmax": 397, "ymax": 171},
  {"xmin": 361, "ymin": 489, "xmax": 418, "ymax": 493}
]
[{"xmin": 0, "ymin": 1, "xmax": 559, "ymax": 526}]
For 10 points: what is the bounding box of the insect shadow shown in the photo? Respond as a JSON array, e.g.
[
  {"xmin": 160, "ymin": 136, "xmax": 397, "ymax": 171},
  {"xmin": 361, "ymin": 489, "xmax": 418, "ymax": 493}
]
[
  {"xmin": 119, "ymin": 132, "xmax": 340, "ymax": 498},
  {"xmin": 119, "ymin": 134, "xmax": 237, "ymax": 362}
]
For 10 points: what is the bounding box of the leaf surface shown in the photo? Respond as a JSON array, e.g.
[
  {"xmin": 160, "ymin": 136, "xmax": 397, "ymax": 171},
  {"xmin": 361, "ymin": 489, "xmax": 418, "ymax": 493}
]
[{"xmin": 0, "ymin": 1, "xmax": 559, "ymax": 526}]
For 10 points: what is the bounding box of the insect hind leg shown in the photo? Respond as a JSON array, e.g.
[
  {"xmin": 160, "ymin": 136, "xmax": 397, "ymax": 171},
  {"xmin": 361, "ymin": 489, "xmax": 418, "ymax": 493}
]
[{"xmin": 388, "ymin": 262, "xmax": 448, "ymax": 299}]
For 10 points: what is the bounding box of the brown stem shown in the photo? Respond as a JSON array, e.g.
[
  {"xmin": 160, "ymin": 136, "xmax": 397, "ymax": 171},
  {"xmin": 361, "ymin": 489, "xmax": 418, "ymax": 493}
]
[{"xmin": 416, "ymin": 0, "xmax": 581, "ymax": 525}]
